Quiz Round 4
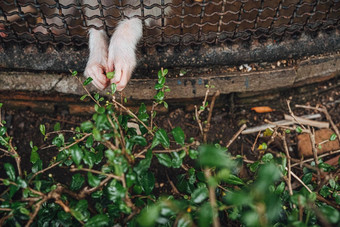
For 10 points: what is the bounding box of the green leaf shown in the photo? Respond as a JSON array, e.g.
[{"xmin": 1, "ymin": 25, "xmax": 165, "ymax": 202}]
[
  {"xmin": 198, "ymin": 145, "xmax": 234, "ymax": 168},
  {"xmin": 30, "ymin": 149, "xmax": 40, "ymax": 164},
  {"xmin": 163, "ymin": 68, "xmax": 168, "ymax": 76},
  {"xmin": 130, "ymin": 135, "xmax": 147, "ymax": 146},
  {"xmin": 198, "ymin": 202, "xmax": 213, "ymax": 227},
  {"xmin": 52, "ymin": 134, "xmax": 65, "ymax": 147},
  {"xmin": 154, "ymin": 83, "xmax": 163, "ymax": 90},
  {"xmin": 189, "ymin": 149, "xmax": 198, "ymax": 159},
  {"xmin": 156, "ymin": 153, "xmax": 172, "ymax": 167},
  {"xmin": 70, "ymin": 173, "xmax": 85, "ymax": 191},
  {"xmin": 85, "ymin": 214, "xmax": 109, "ymax": 227},
  {"xmin": 171, "ymin": 151, "xmax": 182, "ymax": 168},
  {"xmin": 262, "ymin": 153, "xmax": 273, "ymax": 162},
  {"xmin": 171, "ymin": 127, "xmax": 185, "ymax": 145},
  {"xmin": 154, "ymin": 91, "xmax": 165, "ymax": 102},
  {"xmin": 0, "ymin": 103, "xmax": 3, "ymax": 108},
  {"xmin": 139, "ymin": 171, "xmax": 155, "ymax": 195},
  {"xmin": 155, "ymin": 128, "xmax": 170, "ymax": 148},
  {"xmin": 81, "ymin": 121, "xmax": 93, "ymax": 132},
  {"xmin": 94, "ymin": 104, "xmax": 105, "ymax": 114},
  {"xmin": 54, "ymin": 122, "xmax": 61, "ymax": 131},
  {"xmin": 191, "ymin": 187, "xmax": 209, "ymax": 204},
  {"xmin": 225, "ymin": 174, "xmax": 244, "ymax": 185},
  {"xmin": 106, "ymin": 71, "xmax": 115, "ymax": 79},
  {"xmin": 19, "ymin": 207, "xmax": 30, "ymax": 216},
  {"xmin": 319, "ymin": 204, "xmax": 339, "ymax": 224},
  {"xmin": 302, "ymin": 172, "xmax": 313, "ymax": 184},
  {"xmin": 83, "ymin": 77, "xmax": 93, "ymax": 86},
  {"xmin": 296, "ymin": 126, "xmax": 303, "ymax": 133},
  {"xmin": 329, "ymin": 133, "xmax": 337, "ymax": 141},
  {"xmin": 106, "ymin": 179, "xmax": 126, "ymax": 201},
  {"xmin": 80, "ymin": 94, "xmax": 88, "ymax": 101},
  {"xmin": 137, "ymin": 204, "xmax": 160, "ymax": 227},
  {"xmin": 16, "ymin": 177, "xmax": 27, "ymax": 188},
  {"xmin": 4, "ymin": 163, "xmax": 16, "ymax": 181},
  {"xmin": 72, "ymin": 70, "xmax": 78, "ymax": 76},
  {"xmin": 0, "ymin": 126, "xmax": 6, "ymax": 136},
  {"xmin": 70, "ymin": 144, "xmax": 84, "ymax": 166},
  {"xmin": 93, "ymin": 128, "xmax": 102, "ymax": 141},
  {"xmin": 40, "ymin": 124, "xmax": 46, "ymax": 136},
  {"xmin": 87, "ymin": 172, "xmax": 100, "ymax": 188},
  {"xmin": 110, "ymin": 83, "xmax": 117, "ymax": 94}
]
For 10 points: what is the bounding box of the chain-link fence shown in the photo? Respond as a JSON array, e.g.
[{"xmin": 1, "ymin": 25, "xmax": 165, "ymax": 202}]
[{"xmin": 0, "ymin": 0, "xmax": 339, "ymax": 72}]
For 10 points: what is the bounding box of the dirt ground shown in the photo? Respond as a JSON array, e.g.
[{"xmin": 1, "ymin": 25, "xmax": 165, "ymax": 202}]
[{"xmin": 1, "ymin": 76, "xmax": 339, "ymax": 192}]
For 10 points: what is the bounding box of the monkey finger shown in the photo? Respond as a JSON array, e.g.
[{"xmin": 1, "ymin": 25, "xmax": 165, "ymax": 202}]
[
  {"xmin": 111, "ymin": 65, "xmax": 122, "ymax": 84},
  {"xmin": 116, "ymin": 69, "xmax": 131, "ymax": 91}
]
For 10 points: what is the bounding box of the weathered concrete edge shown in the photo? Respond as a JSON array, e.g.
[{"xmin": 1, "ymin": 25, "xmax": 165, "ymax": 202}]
[{"xmin": 0, "ymin": 53, "xmax": 339, "ymax": 100}]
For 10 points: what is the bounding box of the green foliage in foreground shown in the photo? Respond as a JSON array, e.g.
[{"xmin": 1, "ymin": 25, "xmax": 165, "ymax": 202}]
[{"xmin": 0, "ymin": 69, "xmax": 339, "ymax": 227}]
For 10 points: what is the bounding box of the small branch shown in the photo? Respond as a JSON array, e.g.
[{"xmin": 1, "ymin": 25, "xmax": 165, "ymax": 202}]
[
  {"xmin": 70, "ymin": 167, "xmax": 122, "ymax": 181},
  {"xmin": 226, "ymin": 124, "xmax": 247, "ymax": 148},
  {"xmin": 25, "ymin": 198, "xmax": 47, "ymax": 227},
  {"xmin": 289, "ymin": 169, "xmax": 313, "ymax": 193},
  {"xmin": 282, "ymin": 133, "xmax": 293, "ymax": 196},
  {"xmin": 203, "ymin": 90, "xmax": 220, "ymax": 142},
  {"xmin": 284, "ymin": 114, "xmax": 329, "ymax": 128},
  {"xmin": 28, "ymin": 161, "xmax": 62, "ymax": 184},
  {"xmin": 291, "ymin": 149, "xmax": 340, "ymax": 167},
  {"xmin": 295, "ymin": 105, "xmax": 340, "ymax": 144},
  {"xmin": 111, "ymin": 99, "xmax": 154, "ymax": 136},
  {"xmin": 59, "ymin": 133, "xmax": 91, "ymax": 152},
  {"xmin": 204, "ymin": 168, "xmax": 220, "ymax": 227},
  {"xmin": 242, "ymin": 114, "xmax": 322, "ymax": 134}
]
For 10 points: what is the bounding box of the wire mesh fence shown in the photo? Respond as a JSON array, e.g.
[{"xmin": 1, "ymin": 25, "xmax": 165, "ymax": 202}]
[{"xmin": 0, "ymin": 0, "xmax": 339, "ymax": 47}]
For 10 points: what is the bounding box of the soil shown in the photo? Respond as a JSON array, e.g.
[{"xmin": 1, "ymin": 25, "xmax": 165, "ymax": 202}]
[{"xmin": 0, "ymin": 76, "xmax": 339, "ymax": 222}]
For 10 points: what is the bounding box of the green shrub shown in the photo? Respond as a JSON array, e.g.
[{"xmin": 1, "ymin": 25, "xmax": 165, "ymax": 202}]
[{"xmin": 0, "ymin": 69, "xmax": 339, "ymax": 226}]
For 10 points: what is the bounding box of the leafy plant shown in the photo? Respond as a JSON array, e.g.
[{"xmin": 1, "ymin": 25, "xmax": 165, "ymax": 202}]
[{"xmin": 0, "ymin": 69, "xmax": 339, "ymax": 227}]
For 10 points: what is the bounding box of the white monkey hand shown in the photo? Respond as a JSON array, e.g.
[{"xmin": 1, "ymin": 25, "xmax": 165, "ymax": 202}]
[
  {"xmin": 85, "ymin": 29, "xmax": 110, "ymax": 90},
  {"xmin": 107, "ymin": 18, "xmax": 142, "ymax": 91},
  {"xmin": 84, "ymin": 62, "xmax": 109, "ymax": 90}
]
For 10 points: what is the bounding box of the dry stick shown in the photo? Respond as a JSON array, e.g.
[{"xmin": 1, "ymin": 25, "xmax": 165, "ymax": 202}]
[
  {"xmin": 284, "ymin": 114, "xmax": 329, "ymax": 128},
  {"xmin": 112, "ymin": 99, "xmax": 154, "ymax": 136},
  {"xmin": 309, "ymin": 127, "xmax": 321, "ymax": 184},
  {"xmin": 251, "ymin": 130, "xmax": 261, "ymax": 152},
  {"xmin": 204, "ymin": 169, "xmax": 220, "ymax": 227},
  {"xmin": 203, "ymin": 90, "xmax": 220, "ymax": 143},
  {"xmin": 286, "ymin": 100, "xmax": 307, "ymax": 130},
  {"xmin": 289, "ymin": 169, "xmax": 313, "ymax": 193},
  {"xmin": 282, "ymin": 133, "xmax": 293, "ymax": 196},
  {"xmin": 291, "ymin": 149, "xmax": 340, "ymax": 167},
  {"xmin": 152, "ymin": 141, "xmax": 199, "ymax": 154},
  {"xmin": 296, "ymin": 104, "xmax": 340, "ymax": 144},
  {"xmin": 226, "ymin": 124, "xmax": 247, "ymax": 148},
  {"xmin": 242, "ymin": 114, "xmax": 322, "ymax": 134},
  {"xmin": 195, "ymin": 84, "xmax": 211, "ymax": 137}
]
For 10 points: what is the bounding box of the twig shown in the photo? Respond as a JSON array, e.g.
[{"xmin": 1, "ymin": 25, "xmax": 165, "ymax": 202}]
[
  {"xmin": 111, "ymin": 99, "xmax": 154, "ymax": 136},
  {"xmin": 59, "ymin": 133, "xmax": 91, "ymax": 152},
  {"xmin": 203, "ymin": 90, "xmax": 220, "ymax": 142},
  {"xmin": 284, "ymin": 114, "xmax": 329, "ymax": 128},
  {"xmin": 309, "ymin": 128, "xmax": 321, "ymax": 184},
  {"xmin": 282, "ymin": 133, "xmax": 293, "ymax": 196},
  {"xmin": 242, "ymin": 114, "xmax": 322, "ymax": 134},
  {"xmin": 289, "ymin": 169, "xmax": 313, "ymax": 193},
  {"xmin": 295, "ymin": 105, "xmax": 340, "ymax": 144},
  {"xmin": 70, "ymin": 167, "xmax": 122, "ymax": 181},
  {"xmin": 251, "ymin": 130, "xmax": 261, "ymax": 152},
  {"xmin": 28, "ymin": 161, "xmax": 62, "ymax": 184},
  {"xmin": 25, "ymin": 198, "xmax": 47, "ymax": 227},
  {"xmin": 226, "ymin": 124, "xmax": 246, "ymax": 148},
  {"xmin": 204, "ymin": 168, "xmax": 220, "ymax": 227}
]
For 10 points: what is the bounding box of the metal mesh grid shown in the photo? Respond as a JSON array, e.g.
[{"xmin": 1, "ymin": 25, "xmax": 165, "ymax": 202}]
[{"xmin": 0, "ymin": 0, "xmax": 339, "ymax": 47}]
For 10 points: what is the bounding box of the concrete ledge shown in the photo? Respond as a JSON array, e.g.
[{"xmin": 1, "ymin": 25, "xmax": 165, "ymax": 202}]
[{"xmin": 0, "ymin": 53, "xmax": 339, "ymax": 101}]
